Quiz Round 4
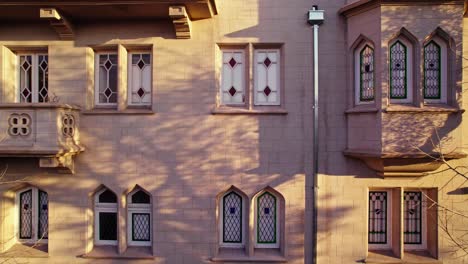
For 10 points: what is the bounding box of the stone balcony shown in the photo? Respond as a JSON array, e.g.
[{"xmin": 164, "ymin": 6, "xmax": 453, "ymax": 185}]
[{"xmin": 0, "ymin": 103, "xmax": 84, "ymax": 173}]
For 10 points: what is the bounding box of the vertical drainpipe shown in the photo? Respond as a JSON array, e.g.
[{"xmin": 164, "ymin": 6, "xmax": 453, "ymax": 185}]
[{"xmin": 307, "ymin": 6, "xmax": 324, "ymax": 264}]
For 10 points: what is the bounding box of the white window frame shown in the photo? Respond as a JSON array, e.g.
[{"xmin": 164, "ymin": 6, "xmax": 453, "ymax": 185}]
[
  {"xmin": 127, "ymin": 52, "xmax": 152, "ymax": 106},
  {"xmin": 127, "ymin": 188, "xmax": 152, "ymax": 246},
  {"xmin": 94, "ymin": 52, "xmax": 118, "ymax": 107},
  {"xmin": 220, "ymin": 49, "xmax": 245, "ymax": 106},
  {"xmin": 254, "ymin": 191, "xmax": 280, "ymax": 249},
  {"xmin": 16, "ymin": 53, "xmax": 48, "ymax": 103},
  {"xmin": 389, "ymin": 38, "xmax": 413, "ymax": 104},
  {"xmin": 15, "ymin": 187, "xmax": 48, "ymax": 244},
  {"xmin": 403, "ymin": 190, "xmax": 428, "ymax": 251},
  {"xmin": 368, "ymin": 190, "xmax": 392, "ymax": 250},
  {"xmin": 253, "ymin": 49, "xmax": 281, "ymax": 106},
  {"xmin": 354, "ymin": 43, "xmax": 375, "ymax": 105},
  {"xmin": 424, "ymin": 37, "xmax": 447, "ymax": 104},
  {"xmin": 219, "ymin": 191, "xmax": 245, "ymax": 248},
  {"xmin": 94, "ymin": 188, "xmax": 118, "ymax": 246}
]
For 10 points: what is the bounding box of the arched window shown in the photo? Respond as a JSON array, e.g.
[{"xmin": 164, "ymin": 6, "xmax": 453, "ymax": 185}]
[
  {"xmin": 127, "ymin": 188, "xmax": 151, "ymax": 246},
  {"xmin": 424, "ymin": 38, "xmax": 447, "ymax": 103},
  {"xmin": 220, "ymin": 190, "xmax": 245, "ymax": 247},
  {"xmin": 255, "ymin": 191, "xmax": 279, "ymax": 248},
  {"xmin": 17, "ymin": 187, "xmax": 48, "ymax": 242},
  {"xmin": 94, "ymin": 188, "xmax": 118, "ymax": 245},
  {"xmin": 389, "ymin": 40, "xmax": 411, "ymax": 101},
  {"xmin": 355, "ymin": 43, "xmax": 375, "ymax": 104}
]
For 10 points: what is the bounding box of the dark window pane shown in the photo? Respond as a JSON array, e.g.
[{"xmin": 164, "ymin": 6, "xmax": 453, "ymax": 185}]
[
  {"xmin": 132, "ymin": 213, "xmax": 150, "ymax": 241},
  {"xmin": 38, "ymin": 190, "xmax": 48, "ymax": 239},
  {"xmin": 99, "ymin": 189, "xmax": 117, "ymax": 203},
  {"xmin": 404, "ymin": 191, "xmax": 422, "ymax": 244},
  {"xmin": 131, "ymin": 190, "xmax": 150, "ymax": 204},
  {"xmin": 99, "ymin": 212, "xmax": 117, "ymax": 240},
  {"xmin": 368, "ymin": 191, "xmax": 387, "ymax": 244},
  {"xmin": 20, "ymin": 190, "xmax": 33, "ymax": 239}
]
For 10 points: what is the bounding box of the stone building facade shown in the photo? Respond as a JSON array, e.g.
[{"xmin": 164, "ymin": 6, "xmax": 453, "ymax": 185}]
[{"xmin": 0, "ymin": 0, "xmax": 465, "ymax": 264}]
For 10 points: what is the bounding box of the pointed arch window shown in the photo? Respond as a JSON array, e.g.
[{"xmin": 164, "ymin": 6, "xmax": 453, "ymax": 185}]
[
  {"xmin": 390, "ymin": 41, "xmax": 408, "ymax": 99},
  {"xmin": 423, "ymin": 39, "xmax": 447, "ymax": 103},
  {"xmin": 127, "ymin": 189, "xmax": 151, "ymax": 246},
  {"xmin": 94, "ymin": 188, "xmax": 118, "ymax": 245},
  {"xmin": 360, "ymin": 45, "xmax": 375, "ymax": 101},
  {"xmin": 17, "ymin": 187, "xmax": 48, "ymax": 242},
  {"xmin": 255, "ymin": 191, "xmax": 279, "ymax": 248},
  {"xmin": 220, "ymin": 191, "xmax": 244, "ymax": 247}
]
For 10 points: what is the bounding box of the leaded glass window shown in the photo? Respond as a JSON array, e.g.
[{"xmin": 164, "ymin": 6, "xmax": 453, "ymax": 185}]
[
  {"xmin": 128, "ymin": 188, "xmax": 151, "ymax": 246},
  {"xmin": 94, "ymin": 188, "xmax": 118, "ymax": 245},
  {"xmin": 96, "ymin": 53, "xmax": 118, "ymax": 105},
  {"xmin": 360, "ymin": 45, "xmax": 375, "ymax": 101},
  {"xmin": 222, "ymin": 191, "xmax": 242, "ymax": 244},
  {"xmin": 18, "ymin": 54, "xmax": 48, "ymax": 103},
  {"xmin": 254, "ymin": 50, "xmax": 280, "ymax": 105},
  {"xmin": 19, "ymin": 190, "xmax": 33, "ymax": 239},
  {"xmin": 369, "ymin": 191, "xmax": 387, "ymax": 244},
  {"xmin": 424, "ymin": 41, "xmax": 441, "ymax": 99},
  {"xmin": 129, "ymin": 53, "xmax": 152, "ymax": 105},
  {"xmin": 404, "ymin": 191, "xmax": 422, "ymax": 244},
  {"xmin": 390, "ymin": 41, "xmax": 407, "ymax": 99},
  {"xmin": 17, "ymin": 188, "xmax": 48, "ymax": 242},
  {"xmin": 221, "ymin": 50, "xmax": 244, "ymax": 105},
  {"xmin": 257, "ymin": 192, "xmax": 277, "ymax": 244}
]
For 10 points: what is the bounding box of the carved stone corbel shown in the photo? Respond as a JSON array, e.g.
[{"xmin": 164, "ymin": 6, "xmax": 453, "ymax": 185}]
[
  {"xmin": 169, "ymin": 6, "xmax": 192, "ymax": 39},
  {"xmin": 40, "ymin": 8, "xmax": 74, "ymax": 40}
]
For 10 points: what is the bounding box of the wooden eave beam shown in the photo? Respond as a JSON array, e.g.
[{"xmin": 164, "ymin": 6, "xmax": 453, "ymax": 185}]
[{"xmin": 40, "ymin": 8, "xmax": 74, "ymax": 40}]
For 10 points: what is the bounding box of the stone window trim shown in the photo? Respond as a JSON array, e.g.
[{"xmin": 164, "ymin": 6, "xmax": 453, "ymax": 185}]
[
  {"xmin": 367, "ymin": 188, "xmax": 438, "ymax": 260},
  {"xmin": 127, "ymin": 188, "xmax": 152, "ymax": 247},
  {"xmin": 214, "ymin": 43, "xmax": 287, "ymax": 115},
  {"xmin": 87, "ymin": 44, "xmax": 154, "ymax": 114},
  {"xmin": 15, "ymin": 187, "xmax": 48, "ymax": 244},
  {"xmin": 214, "ymin": 186, "xmax": 286, "ymax": 262}
]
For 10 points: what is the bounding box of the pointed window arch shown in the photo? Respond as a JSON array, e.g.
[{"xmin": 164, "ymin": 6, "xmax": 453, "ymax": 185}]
[
  {"xmin": 254, "ymin": 189, "xmax": 283, "ymax": 249},
  {"xmin": 423, "ymin": 41, "xmax": 441, "ymax": 100},
  {"xmin": 94, "ymin": 187, "xmax": 118, "ymax": 245},
  {"xmin": 390, "ymin": 41, "xmax": 408, "ymax": 100},
  {"xmin": 127, "ymin": 188, "xmax": 151, "ymax": 246},
  {"xmin": 221, "ymin": 191, "xmax": 244, "ymax": 245}
]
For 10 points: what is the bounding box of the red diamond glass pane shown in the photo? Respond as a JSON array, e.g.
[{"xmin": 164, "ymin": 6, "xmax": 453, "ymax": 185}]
[
  {"xmin": 263, "ymin": 57, "xmax": 271, "ymax": 68},
  {"xmin": 229, "ymin": 58, "xmax": 237, "ymax": 68}
]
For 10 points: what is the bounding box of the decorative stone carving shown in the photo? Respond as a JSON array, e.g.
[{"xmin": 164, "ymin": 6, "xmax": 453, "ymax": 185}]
[{"xmin": 8, "ymin": 113, "xmax": 31, "ymax": 136}]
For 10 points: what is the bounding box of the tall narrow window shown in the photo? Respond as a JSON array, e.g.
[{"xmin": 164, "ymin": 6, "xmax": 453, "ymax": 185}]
[
  {"xmin": 368, "ymin": 191, "xmax": 388, "ymax": 245},
  {"xmin": 127, "ymin": 189, "xmax": 151, "ymax": 246},
  {"xmin": 221, "ymin": 191, "xmax": 243, "ymax": 246},
  {"xmin": 94, "ymin": 188, "xmax": 118, "ymax": 245},
  {"xmin": 221, "ymin": 50, "xmax": 244, "ymax": 105},
  {"xmin": 390, "ymin": 41, "xmax": 407, "ymax": 100},
  {"xmin": 256, "ymin": 192, "xmax": 278, "ymax": 247},
  {"xmin": 360, "ymin": 45, "xmax": 375, "ymax": 101},
  {"xmin": 18, "ymin": 54, "xmax": 48, "ymax": 103},
  {"xmin": 404, "ymin": 191, "xmax": 422, "ymax": 244},
  {"xmin": 424, "ymin": 41, "xmax": 441, "ymax": 100},
  {"xmin": 128, "ymin": 53, "xmax": 152, "ymax": 105},
  {"xmin": 17, "ymin": 187, "xmax": 48, "ymax": 242},
  {"xmin": 254, "ymin": 50, "xmax": 280, "ymax": 105},
  {"xmin": 95, "ymin": 53, "xmax": 118, "ymax": 106}
]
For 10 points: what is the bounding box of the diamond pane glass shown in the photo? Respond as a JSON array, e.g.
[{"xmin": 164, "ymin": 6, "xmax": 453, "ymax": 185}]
[
  {"xmin": 130, "ymin": 53, "xmax": 151, "ymax": 105},
  {"xmin": 98, "ymin": 54, "xmax": 117, "ymax": 104},
  {"xmin": 360, "ymin": 45, "xmax": 374, "ymax": 101},
  {"xmin": 404, "ymin": 191, "xmax": 422, "ymax": 244},
  {"xmin": 99, "ymin": 212, "xmax": 117, "ymax": 241},
  {"xmin": 390, "ymin": 41, "xmax": 407, "ymax": 99},
  {"xmin": 38, "ymin": 55, "xmax": 49, "ymax": 103},
  {"xmin": 19, "ymin": 55, "xmax": 32, "ymax": 103},
  {"xmin": 255, "ymin": 51, "xmax": 280, "ymax": 105},
  {"xmin": 38, "ymin": 190, "xmax": 48, "ymax": 239},
  {"xmin": 369, "ymin": 192, "xmax": 387, "ymax": 244},
  {"xmin": 223, "ymin": 192, "xmax": 242, "ymax": 243},
  {"xmin": 221, "ymin": 51, "xmax": 244, "ymax": 105},
  {"xmin": 99, "ymin": 189, "xmax": 117, "ymax": 203},
  {"xmin": 132, "ymin": 190, "xmax": 150, "ymax": 204},
  {"xmin": 257, "ymin": 192, "xmax": 276, "ymax": 243},
  {"xmin": 132, "ymin": 213, "xmax": 150, "ymax": 241},
  {"xmin": 20, "ymin": 190, "xmax": 33, "ymax": 239},
  {"xmin": 424, "ymin": 41, "xmax": 441, "ymax": 99}
]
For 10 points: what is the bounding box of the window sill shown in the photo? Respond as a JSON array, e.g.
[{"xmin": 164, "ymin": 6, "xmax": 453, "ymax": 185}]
[
  {"xmin": 403, "ymin": 250, "xmax": 440, "ymax": 264},
  {"xmin": 0, "ymin": 243, "xmax": 48, "ymax": 258},
  {"xmin": 82, "ymin": 109, "xmax": 154, "ymax": 115},
  {"xmin": 0, "ymin": 103, "xmax": 80, "ymax": 110},
  {"xmin": 79, "ymin": 245, "xmax": 154, "ymax": 260},
  {"xmin": 365, "ymin": 250, "xmax": 399, "ymax": 263},
  {"xmin": 345, "ymin": 106, "xmax": 379, "ymax": 114},
  {"xmin": 384, "ymin": 105, "xmax": 463, "ymax": 114},
  {"xmin": 212, "ymin": 248, "xmax": 287, "ymax": 263},
  {"xmin": 211, "ymin": 107, "xmax": 287, "ymax": 115}
]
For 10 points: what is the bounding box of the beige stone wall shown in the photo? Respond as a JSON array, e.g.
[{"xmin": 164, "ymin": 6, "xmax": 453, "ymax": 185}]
[{"xmin": 0, "ymin": 0, "xmax": 314, "ymax": 263}]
